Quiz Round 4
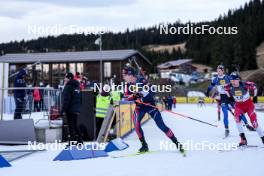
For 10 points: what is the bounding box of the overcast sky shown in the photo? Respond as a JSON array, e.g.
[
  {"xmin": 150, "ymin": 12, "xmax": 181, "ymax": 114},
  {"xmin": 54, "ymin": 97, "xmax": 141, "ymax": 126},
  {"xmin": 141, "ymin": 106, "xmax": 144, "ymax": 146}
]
[{"xmin": 0, "ymin": 0, "xmax": 251, "ymax": 43}]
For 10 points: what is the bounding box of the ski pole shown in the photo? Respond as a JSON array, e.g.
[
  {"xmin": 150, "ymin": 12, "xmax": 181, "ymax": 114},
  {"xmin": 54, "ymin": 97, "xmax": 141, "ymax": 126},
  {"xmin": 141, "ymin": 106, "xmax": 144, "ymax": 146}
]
[
  {"xmin": 137, "ymin": 101, "xmax": 218, "ymax": 128},
  {"xmin": 227, "ymin": 107, "xmax": 235, "ymax": 116}
]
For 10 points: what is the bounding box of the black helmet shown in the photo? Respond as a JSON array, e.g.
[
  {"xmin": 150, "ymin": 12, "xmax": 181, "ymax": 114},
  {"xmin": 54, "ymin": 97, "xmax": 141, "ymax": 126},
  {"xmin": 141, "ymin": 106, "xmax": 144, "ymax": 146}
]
[{"xmin": 229, "ymin": 72, "xmax": 240, "ymax": 80}]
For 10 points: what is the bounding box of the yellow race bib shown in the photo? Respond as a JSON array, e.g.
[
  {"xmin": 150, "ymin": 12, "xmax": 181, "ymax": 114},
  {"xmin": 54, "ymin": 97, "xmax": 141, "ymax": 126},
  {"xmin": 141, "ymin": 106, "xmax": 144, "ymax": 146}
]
[
  {"xmin": 234, "ymin": 91, "xmax": 242, "ymax": 96},
  {"xmin": 220, "ymin": 80, "xmax": 226, "ymax": 85}
]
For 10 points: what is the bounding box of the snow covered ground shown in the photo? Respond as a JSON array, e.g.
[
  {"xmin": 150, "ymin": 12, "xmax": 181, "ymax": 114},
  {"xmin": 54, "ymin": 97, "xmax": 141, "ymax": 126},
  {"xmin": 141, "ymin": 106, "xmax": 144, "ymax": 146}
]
[{"xmin": 1, "ymin": 104, "xmax": 264, "ymax": 176}]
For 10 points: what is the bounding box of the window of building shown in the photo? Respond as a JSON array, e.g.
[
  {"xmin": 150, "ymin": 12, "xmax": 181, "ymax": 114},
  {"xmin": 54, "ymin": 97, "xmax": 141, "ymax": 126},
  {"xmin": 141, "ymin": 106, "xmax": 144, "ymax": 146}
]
[
  {"xmin": 35, "ymin": 64, "xmax": 42, "ymax": 85},
  {"xmin": 104, "ymin": 62, "xmax": 111, "ymax": 78},
  {"xmin": 43, "ymin": 64, "xmax": 49, "ymax": 85},
  {"xmin": 8, "ymin": 65, "xmax": 17, "ymax": 87},
  {"xmin": 76, "ymin": 63, "xmax": 83, "ymax": 74},
  {"xmin": 26, "ymin": 64, "xmax": 33, "ymax": 84},
  {"xmin": 52, "ymin": 64, "xmax": 59, "ymax": 87},
  {"xmin": 69, "ymin": 63, "xmax": 76, "ymax": 74},
  {"xmin": 59, "ymin": 64, "xmax": 66, "ymax": 85}
]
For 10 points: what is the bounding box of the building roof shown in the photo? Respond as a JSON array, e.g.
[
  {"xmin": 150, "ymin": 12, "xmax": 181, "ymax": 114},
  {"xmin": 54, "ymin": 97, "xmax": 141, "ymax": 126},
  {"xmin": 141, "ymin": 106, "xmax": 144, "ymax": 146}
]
[
  {"xmin": 157, "ymin": 59, "xmax": 192, "ymax": 69},
  {"xmin": 0, "ymin": 49, "xmax": 152, "ymax": 64},
  {"xmin": 191, "ymin": 64, "xmax": 212, "ymax": 72}
]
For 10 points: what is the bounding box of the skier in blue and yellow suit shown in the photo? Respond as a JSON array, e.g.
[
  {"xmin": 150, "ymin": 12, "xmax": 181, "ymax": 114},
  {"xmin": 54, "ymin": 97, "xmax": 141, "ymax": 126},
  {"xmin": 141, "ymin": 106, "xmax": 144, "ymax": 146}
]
[
  {"xmin": 207, "ymin": 65, "xmax": 254, "ymax": 137},
  {"xmin": 122, "ymin": 66, "xmax": 185, "ymax": 154}
]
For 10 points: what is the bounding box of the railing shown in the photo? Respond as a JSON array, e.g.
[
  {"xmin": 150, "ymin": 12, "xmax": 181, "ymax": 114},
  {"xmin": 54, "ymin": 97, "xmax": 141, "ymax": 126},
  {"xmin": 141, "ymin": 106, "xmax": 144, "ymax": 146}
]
[{"xmin": 0, "ymin": 87, "xmax": 62, "ymax": 126}]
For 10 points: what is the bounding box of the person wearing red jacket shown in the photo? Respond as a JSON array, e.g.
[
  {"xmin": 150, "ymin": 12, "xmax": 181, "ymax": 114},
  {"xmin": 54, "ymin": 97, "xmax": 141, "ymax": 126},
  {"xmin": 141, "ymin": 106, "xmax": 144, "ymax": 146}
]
[
  {"xmin": 33, "ymin": 82, "xmax": 41, "ymax": 112},
  {"xmin": 172, "ymin": 96, "xmax": 177, "ymax": 109},
  {"xmin": 74, "ymin": 72, "xmax": 86, "ymax": 90},
  {"xmin": 225, "ymin": 73, "xmax": 264, "ymax": 146}
]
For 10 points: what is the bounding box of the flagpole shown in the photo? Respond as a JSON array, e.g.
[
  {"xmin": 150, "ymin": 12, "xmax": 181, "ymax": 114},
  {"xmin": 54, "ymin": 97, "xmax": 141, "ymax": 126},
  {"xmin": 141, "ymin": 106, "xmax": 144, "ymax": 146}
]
[{"xmin": 98, "ymin": 34, "xmax": 102, "ymax": 85}]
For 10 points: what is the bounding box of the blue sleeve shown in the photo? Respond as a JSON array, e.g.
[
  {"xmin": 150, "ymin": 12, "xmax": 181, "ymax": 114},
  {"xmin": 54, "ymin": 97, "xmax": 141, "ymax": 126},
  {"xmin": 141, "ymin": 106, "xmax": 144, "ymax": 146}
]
[
  {"xmin": 207, "ymin": 78, "xmax": 217, "ymax": 94},
  {"xmin": 224, "ymin": 75, "xmax": 230, "ymax": 84}
]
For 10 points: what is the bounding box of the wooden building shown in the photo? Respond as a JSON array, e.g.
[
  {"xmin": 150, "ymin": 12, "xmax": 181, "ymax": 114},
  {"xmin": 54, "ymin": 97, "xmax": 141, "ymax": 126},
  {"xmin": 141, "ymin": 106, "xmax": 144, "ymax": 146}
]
[
  {"xmin": 0, "ymin": 49, "xmax": 152, "ymax": 87},
  {"xmin": 157, "ymin": 59, "xmax": 196, "ymax": 74}
]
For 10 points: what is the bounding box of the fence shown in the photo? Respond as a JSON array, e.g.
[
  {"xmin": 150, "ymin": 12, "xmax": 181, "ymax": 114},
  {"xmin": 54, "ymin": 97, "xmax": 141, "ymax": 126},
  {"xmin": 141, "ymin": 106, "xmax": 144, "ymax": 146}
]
[
  {"xmin": 0, "ymin": 87, "xmax": 62, "ymax": 124},
  {"xmin": 174, "ymin": 97, "xmax": 264, "ymax": 103}
]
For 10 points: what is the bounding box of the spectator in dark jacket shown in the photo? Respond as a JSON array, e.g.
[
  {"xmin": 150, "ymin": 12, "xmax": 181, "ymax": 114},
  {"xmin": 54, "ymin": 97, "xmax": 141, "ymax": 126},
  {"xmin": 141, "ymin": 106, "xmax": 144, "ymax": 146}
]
[
  {"xmin": 14, "ymin": 69, "xmax": 27, "ymax": 119},
  {"xmin": 167, "ymin": 96, "xmax": 173, "ymax": 110},
  {"xmin": 61, "ymin": 72, "xmax": 83, "ymax": 146},
  {"xmin": 162, "ymin": 96, "xmax": 168, "ymax": 110}
]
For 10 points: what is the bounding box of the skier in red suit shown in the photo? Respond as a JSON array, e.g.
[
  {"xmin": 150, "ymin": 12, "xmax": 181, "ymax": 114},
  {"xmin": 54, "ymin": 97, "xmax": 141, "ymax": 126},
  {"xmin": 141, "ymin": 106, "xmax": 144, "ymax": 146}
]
[{"xmin": 225, "ymin": 73, "xmax": 264, "ymax": 146}]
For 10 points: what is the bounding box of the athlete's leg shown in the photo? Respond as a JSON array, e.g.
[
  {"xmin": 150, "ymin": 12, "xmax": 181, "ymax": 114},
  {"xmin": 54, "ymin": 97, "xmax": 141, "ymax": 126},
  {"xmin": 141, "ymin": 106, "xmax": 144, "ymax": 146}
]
[
  {"xmin": 217, "ymin": 101, "xmax": 221, "ymax": 121},
  {"xmin": 132, "ymin": 106, "xmax": 149, "ymax": 152},
  {"xmin": 132, "ymin": 106, "xmax": 146, "ymax": 139},
  {"xmin": 147, "ymin": 107, "xmax": 185, "ymax": 153},
  {"xmin": 147, "ymin": 107, "xmax": 183, "ymax": 149},
  {"xmin": 239, "ymin": 114, "xmax": 248, "ymax": 124},
  {"xmin": 148, "ymin": 108, "xmax": 172, "ymax": 137},
  {"xmin": 234, "ymin": 104, "xmax": 247, "ymax": 146},
  {"xmin": 246, "ymin": 101, "xmax": 264, "ymax": 138},
  {"xmin": 221, "ymin": 103, "xmax": 229, "ymax": 129}
]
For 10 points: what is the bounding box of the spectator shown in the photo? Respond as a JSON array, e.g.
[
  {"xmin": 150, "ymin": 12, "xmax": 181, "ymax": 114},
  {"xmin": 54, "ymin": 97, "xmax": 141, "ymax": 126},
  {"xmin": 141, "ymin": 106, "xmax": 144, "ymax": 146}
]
[
  {"xmin": 33, "ymin": 82, "xmax": 41, "ymax": 112},
  {"xmin": 172, "ymin": 96, "xmax": 177, "ymax": 109},
  {"xmin": 74, "ymin": 72, "xmax": 81, "ymax": 81},
  {"xmin": 74, "ymin": 72, "xmax": 85, "ymax": 90},
  {"xmin": 95, "ymin": 87, "xmax": 113, "ymax": 137},
  {"xmin": 162, "ymin": 96, "xmax": 168, "ymax": 110},
  {"xmin": 61, "ymin": 72, "xmax": 83, "ymax": 146},
  {"xmin": 167, "ymin": 95, "xmax": 173, "ymax": 110},
  {"xmin": 14, "ymin": 69, "xmax": 27, "ymax": 119}
]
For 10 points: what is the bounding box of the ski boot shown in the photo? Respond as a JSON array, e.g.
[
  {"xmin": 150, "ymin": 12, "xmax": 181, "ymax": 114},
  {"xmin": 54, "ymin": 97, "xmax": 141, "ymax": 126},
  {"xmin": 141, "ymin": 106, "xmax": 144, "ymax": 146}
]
[
  {"xmin": 238, "ymin": 133, "xmax": 247, "ymax": 147},
  {"xmin": 172, "ymin": 137, "xmax": 186, "ymax": 156},
  {"xmin": 261, "ymin": 136, "xmax": 264, "ymax": 144},
  {"xmin": 139, "ymin": 137, "xmax": 149, "ymax": 153},
  {"xmin": 245, "ymin": 124, "xmax": 255, "ymax": 131},
  {"xmin": 176, "ymin": 143, "xmax": 185, "ymax": 156},
  {"xmin": 225, "ymin": 128, "xmax": 230, "ymax": 138}
]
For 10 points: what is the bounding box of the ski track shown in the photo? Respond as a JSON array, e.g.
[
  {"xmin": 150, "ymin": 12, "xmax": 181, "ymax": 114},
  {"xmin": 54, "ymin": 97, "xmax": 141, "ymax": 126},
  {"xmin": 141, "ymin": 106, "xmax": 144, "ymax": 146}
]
[{"xmin": 1, "ymin": 104, "xmax": 263, "ymax": 176}]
